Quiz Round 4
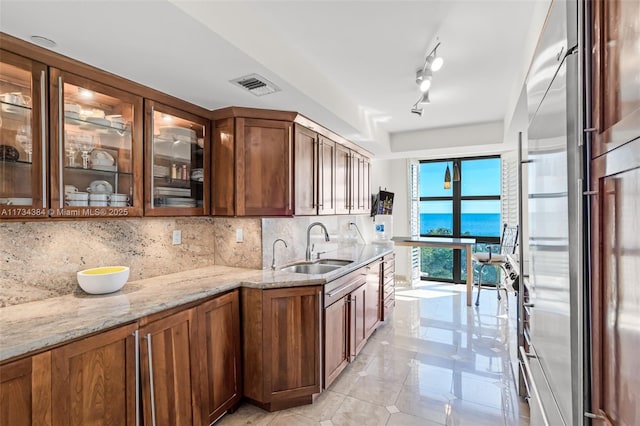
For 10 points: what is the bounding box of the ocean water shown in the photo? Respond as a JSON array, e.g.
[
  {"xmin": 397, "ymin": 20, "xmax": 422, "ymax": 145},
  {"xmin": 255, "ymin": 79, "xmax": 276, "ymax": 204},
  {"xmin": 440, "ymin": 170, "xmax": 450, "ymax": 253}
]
[{"xmin": 420, "ymin": 213, "xmax": 501, "ymax": 237}]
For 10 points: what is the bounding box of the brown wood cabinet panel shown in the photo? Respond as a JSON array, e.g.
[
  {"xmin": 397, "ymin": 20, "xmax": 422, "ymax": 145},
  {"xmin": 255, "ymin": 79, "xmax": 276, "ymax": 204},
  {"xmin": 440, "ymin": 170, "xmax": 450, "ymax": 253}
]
[
  {"xmin": 51, "ymin": 323, "xmax": 137, "ymax": 426},
  {"xmin": 236, "ymin": 118, "xmax": 293, "ymax": 216},
  {"xmin": 589, "ymin": 2, "xmax": 640, "ymax": 424},
  {"xmin": 590, "ymin": 0, "xmax": 640, "ymax": 158},
  {"xmin": 212, "ymin": 117, "xmax": 235, "ymax": 216},
  {"xmin": 294, "ymin": 124, "xmax": 317, "ymax": 215},
  {"xmin": 318, "ymin": 136, "xmax": 336, "ymax": 215},
  {"xmin": 0, "ymin": 352, "xmax": 51, "ymax": 426},
  {"xmin": 140, "ymin": 309, "xmax": 201, "ymax": 426},
  {"xmin": 335, "ymin": 144, "xmax": 351, "ymax": 214},
  {"xmin": 364, "ymin": 260, "xmax": 381, "ymax": 338},
  {"xmin": 264, "ymin": 287, "xmax": 321, "ymax": 396},
  {"xmin": 242, "ymin": 286, "xmax": 321, "ymax": 411},
  {"xmin": 323, "ymin": 297, "xmax": 348, "ymax": 388},
  {"xmin": 197, "ymin": 290, "xmax": 242, "ymax": 424}
]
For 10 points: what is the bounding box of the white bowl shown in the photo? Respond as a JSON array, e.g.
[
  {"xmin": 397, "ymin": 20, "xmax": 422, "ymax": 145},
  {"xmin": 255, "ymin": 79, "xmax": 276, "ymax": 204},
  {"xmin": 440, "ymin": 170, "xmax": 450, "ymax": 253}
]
[{"xmin": 77, "ymin": 266, "xmax": 130, "ymax": 295}]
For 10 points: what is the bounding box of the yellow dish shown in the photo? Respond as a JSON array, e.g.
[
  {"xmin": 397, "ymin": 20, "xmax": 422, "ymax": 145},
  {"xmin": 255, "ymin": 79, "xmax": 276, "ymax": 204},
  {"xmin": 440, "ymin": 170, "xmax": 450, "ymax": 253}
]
[{"xmin": 77, "ymin": 266, "xmax": 130, "ymax": 294}]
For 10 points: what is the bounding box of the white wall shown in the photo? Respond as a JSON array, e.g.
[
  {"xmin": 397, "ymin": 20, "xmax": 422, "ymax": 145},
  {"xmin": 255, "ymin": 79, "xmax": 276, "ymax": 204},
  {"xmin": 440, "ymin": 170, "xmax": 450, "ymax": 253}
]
[{"xmin": 371, "ymin": 158, "xmax": 411, "ymax": 277}]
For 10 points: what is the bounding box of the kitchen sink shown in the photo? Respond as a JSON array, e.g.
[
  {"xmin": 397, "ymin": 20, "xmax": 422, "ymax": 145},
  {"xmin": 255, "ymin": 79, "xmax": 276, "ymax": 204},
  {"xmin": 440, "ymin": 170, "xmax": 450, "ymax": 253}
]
[{"xmin": 280, "ymin": 263, "xmax": 342, "ymax": 274}]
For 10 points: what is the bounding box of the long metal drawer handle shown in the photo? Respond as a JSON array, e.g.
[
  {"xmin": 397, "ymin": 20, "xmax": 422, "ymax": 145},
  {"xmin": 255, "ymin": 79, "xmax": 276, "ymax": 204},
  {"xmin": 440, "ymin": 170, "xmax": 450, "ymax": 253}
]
[
  {"xmin": 519, "ymin": 346, "xmax": 549, "ymax": 426},
  {"xmin": 134, "ymin": 330, "xmax": 140, "ymax": 426},
  {"xmin": 58, "ymin": 76, "xmax": 63, "ymax": 208},
  {"xmin": 40, "ymin": 70, "xmax": 47, "ymax": 208},
  {"xmin": 146, "ymin": 333, "xmax": 157, "ymax": 426}
]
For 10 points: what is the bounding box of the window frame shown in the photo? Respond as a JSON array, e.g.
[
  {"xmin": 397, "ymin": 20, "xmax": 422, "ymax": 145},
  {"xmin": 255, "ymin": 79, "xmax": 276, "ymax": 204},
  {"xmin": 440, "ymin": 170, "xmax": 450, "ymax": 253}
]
[{"xmin": 419, "ymin": 155, "xmax": 501, "ymax": 283}]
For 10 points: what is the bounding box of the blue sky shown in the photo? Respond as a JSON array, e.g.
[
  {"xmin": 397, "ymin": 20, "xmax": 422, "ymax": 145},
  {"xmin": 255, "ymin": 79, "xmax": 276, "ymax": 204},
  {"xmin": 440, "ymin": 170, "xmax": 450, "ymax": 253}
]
[{"xmin": 419, "ymin": 158, "xmax": 501, "ymax": 214}]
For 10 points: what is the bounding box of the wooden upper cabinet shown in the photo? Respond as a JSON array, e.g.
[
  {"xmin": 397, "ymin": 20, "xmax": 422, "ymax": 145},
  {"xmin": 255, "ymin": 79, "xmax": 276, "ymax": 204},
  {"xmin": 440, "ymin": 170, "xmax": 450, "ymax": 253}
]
[
  {"xmin": 318, "ymin": 136, "xmax": 336, "ymax": 215},
  {"xmin": 294, "ymin": 124, "xmax": 317, "ymax": 215},
  {"xmin": 590, "ymin": 0, "xmax": 640, "ymax": 157},
  {"xmin": 0, "ymin": 50, "xmax": 48, "ymax": 219},
  {"xmin": 293, "ymin": 125, "xmax": 337, "ymax": 216},
  {"xmin": 139, "ymin": 308, "xmax": 201, "ymax": 426},
  {"xmin": 236, "ymin": 117, "xmax": 293, "ymax": 216},
  {"xmin": 144, "ymin": 99, "xmax": 211, "ymax": 216},
  {"xmin": 197, "ymin": 290, "xmax": 242, "ymax": 424},
  {"xmin": 49, "ymin": 67, "xmax": 144, "ymax": 218},
  {"xmin": 51, "ymin": 322, "xmax": 138, "ymax": 426},
  {"xmin": 0, "ymin": 352, "xmax": 51, "ymax": 425},
  {"xmin": 349, "ymin": 151, "xmax": 371, "ymax": 215},
  {"xmin": 335, "ymin": 143, "xmax": 351, "ymax": 214},
  {"xmin": 212, "ymin": 117, "xmax": 235, "ymax": 216}
]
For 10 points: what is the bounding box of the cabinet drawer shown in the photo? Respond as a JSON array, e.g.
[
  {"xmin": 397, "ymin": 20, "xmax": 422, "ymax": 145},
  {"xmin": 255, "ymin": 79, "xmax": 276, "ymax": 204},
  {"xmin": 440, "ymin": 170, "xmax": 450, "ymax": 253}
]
[
  {"xmin": 324, "ymin": 269, "xmax": 366, "ymax": 307},
  {"xmin": 383, "ymin": 284, "xmax": 395, "ymax": 299}
]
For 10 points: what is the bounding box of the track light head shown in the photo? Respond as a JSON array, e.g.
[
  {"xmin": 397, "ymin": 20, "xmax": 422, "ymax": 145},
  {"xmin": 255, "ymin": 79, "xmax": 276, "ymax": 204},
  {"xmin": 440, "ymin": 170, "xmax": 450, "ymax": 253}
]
[
  {"xmin": 419, "ymin": 91, "xmax": 430, "ymax": 105},
  {"xmin": 411, "ymin": 106, "xmax": 423, "ymax": 116},
  {"xmin": 416, "ymin": 68, "xmax": 432, "ymax": 92}
]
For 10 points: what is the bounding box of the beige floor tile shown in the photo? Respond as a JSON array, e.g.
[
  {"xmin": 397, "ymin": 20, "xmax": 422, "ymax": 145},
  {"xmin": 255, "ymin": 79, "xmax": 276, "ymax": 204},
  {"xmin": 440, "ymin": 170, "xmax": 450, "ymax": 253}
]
[
  {"xmin": 345, "ymin": 373, "xmax": 403, "ymax": 406},
  {"xmin": 445, "ymin": 399, "xmax": 506, "ymax": 426},
  {"xmin": 387, "ymin": 412, "xmax": 446, "ymax": 426},
  {"xmin": 216, "ymin": 402, "xmax": 278, "ymax": 425},
  {"xmin": 269, "ymin": 412, "xmax": 322, "ymax": 426},
  {"xmin": 330, "ymin": 395, "xmax": 390, "ymax": 426},
  {"xmin": 394, "ymin": 385, "xmax": 450, "ymax": 424},
  {"xmin": 286, "ymin": 390, "xmax": 345, "ymax": 422}
]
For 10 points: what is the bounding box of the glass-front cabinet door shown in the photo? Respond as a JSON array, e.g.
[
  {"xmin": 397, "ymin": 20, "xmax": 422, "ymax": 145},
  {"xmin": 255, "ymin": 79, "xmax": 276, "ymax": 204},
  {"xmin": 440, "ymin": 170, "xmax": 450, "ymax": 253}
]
[
  {"xmin": 144, "ymin": 100, "xmax": 210, "ymax": 216},
  {"xmin": 0, "ymin": 50, "xmax": 47, "ymax": 219},
  {"xmin": 50, "ymin": 68, "xmax": 143, "ymax": 217}
]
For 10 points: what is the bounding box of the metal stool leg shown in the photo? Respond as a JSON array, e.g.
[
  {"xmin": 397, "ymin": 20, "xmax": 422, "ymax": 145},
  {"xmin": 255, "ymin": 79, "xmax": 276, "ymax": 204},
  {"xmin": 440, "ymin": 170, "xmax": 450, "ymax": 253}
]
[{"xmin": 475, "ymin": 264, "xmax": 486, "ymax": 306}]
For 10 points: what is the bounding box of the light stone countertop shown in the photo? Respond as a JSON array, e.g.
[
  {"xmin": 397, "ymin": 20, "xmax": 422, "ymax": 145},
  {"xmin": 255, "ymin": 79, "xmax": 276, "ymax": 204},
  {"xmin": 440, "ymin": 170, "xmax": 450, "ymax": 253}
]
[{"xmin": 0, "ymin": 243, "xmax": 394, "ymax": 362}]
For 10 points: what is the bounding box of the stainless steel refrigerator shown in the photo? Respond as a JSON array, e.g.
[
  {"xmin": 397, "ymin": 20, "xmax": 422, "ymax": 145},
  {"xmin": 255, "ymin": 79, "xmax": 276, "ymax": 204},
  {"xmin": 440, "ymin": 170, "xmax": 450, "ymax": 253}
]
[{"xmin": 522, "ymin": 1, "xmax": 586, "ymax": 425}]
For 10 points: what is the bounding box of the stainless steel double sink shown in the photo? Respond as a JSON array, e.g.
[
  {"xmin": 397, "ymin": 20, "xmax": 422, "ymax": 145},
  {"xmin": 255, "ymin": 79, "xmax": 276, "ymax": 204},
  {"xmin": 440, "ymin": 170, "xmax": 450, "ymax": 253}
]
[{"xmin": 280, "ymin": 259, "xmax": 353, "ymax": 274}]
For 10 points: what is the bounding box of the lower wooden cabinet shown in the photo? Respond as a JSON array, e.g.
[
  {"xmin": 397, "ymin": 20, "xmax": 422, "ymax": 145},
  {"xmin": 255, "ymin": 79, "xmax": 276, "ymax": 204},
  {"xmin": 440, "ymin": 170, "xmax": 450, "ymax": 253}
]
[
  {"xmin": 197, "ymin": 290, "xmax": 242, "ymax": 424},
  {"xmin": 51, "ymin": 323, "xmax": 138, "ymax": 425},
  {"xmin": 324, "ymin": 296, "xmax": 349, "ymax": 387},
  {"xmin": 0, "ymin": 352, "xmax": 51, "ymax": 426},
  {"xmin": 242, "ymin": 285, "xmax": 322, "ymax": 411},
  {"xmin": 381, "ymin": 253, "xmax": 396, "ymax": 321},
  {"xmin": 324, "ymin": 259, "xmax": 383, "ymax": 388},
  {"xmin": 140, "ymin": 308, "xmax": 201, "ymax": 426}
]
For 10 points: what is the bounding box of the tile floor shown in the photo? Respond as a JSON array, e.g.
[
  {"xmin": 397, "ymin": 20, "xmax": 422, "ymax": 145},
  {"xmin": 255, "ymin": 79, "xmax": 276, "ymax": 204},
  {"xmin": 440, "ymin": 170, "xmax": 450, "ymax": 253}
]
[{"xmin": 218, "ymin": 281, "xmax": 530, "ymax": 426}]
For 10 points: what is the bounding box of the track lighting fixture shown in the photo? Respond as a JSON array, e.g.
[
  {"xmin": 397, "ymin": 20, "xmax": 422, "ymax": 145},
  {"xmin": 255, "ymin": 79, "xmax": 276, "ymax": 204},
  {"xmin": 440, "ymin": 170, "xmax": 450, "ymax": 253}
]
[
  {"xmin": 411, "ymin": 105, "xmax": 423, "ymax": 116},
  {"xmin": 416, "ymin": 68, "xmax": 432, "ymax": 92},
  {"xmin": 411, "ymin": 40, "xmax": 443, "ymax": 116}
]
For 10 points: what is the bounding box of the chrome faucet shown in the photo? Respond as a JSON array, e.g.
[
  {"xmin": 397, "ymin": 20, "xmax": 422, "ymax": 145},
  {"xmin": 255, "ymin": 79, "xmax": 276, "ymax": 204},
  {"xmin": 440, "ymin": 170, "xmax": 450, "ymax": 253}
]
[
  {"xmin": 306, "ymin": 222, "xmax": 330, "ymax": 261},
  {"xmin": 271, "ymin": 238, "xmax": 288, "ymax": 270}
]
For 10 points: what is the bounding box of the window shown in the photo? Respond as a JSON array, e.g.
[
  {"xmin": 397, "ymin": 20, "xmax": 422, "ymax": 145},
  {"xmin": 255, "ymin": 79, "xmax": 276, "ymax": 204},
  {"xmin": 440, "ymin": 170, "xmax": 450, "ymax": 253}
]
[{"xmin": 419, "ymin": 156, "xmax": 501, "ymax": 283}]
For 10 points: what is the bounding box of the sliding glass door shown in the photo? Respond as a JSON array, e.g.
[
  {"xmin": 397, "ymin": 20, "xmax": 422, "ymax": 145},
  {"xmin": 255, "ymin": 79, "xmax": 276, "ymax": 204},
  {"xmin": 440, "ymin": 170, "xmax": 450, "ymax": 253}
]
[{"xmin": 419, "ymin": 156, "xmax": 501, "ymax": 283}]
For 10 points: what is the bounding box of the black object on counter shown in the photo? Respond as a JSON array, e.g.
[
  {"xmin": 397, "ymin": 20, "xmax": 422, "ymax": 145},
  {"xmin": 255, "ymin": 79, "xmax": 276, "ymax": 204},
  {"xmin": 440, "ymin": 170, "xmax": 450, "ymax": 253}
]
[{"xmin": 0, "ymin": 145, "xmax": 19, "ymax": 161}]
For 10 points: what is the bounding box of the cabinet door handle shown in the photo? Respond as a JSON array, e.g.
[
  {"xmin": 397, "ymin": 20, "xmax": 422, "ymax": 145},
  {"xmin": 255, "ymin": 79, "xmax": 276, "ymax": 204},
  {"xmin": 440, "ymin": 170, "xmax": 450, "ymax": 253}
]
[
  {"xmin": 40, "ymin": 70, "xmax": 47, "ymax": 208},
  {"xmin": 133, "ymin": 330, "xmax": 140, "ymax": 426},
  {"xmin": 145, "ymin": 333, "xmax": 157, "ymax": 426},
  {"xmin": 57, "ymin": 76, "xmax": 64, "ymax": 209},
  {"xmin": 313, "ymin": 138, "xmax": 318, "ymax": 209}
]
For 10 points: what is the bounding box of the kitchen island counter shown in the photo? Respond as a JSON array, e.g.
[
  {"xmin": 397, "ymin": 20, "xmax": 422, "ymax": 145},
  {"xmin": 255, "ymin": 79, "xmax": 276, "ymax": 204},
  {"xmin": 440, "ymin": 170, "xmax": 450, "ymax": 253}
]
[{"xmin": 0, "ymin": 243, "xmax": 393, "ymax": 362}]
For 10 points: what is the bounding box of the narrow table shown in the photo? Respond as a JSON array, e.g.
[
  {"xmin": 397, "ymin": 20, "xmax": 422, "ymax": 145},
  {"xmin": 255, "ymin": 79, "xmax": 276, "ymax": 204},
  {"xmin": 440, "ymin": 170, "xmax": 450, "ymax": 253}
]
[{"xmin": 392, "ymin": 236, "xmax": 477, "ymax": 306}]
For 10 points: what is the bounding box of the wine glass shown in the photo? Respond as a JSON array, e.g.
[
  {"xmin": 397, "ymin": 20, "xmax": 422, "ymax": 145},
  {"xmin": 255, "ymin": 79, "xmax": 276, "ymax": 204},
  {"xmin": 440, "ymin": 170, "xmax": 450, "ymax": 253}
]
[
  {"xmin": 15, "ymin": 126, "xmax": 32, "ymax": 162},
  {"xmin": 76, "ymin": 133, "xmax": 95, "ymax": 169},
  {"xmin": 64, "ymin": 131, "xmax": 79, "ymax": 167}
]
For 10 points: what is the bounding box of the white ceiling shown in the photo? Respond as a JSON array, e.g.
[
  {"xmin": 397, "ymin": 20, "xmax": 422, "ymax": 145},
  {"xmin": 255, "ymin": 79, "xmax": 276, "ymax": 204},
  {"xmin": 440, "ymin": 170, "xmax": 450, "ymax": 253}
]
[{"xmin": 0, "ymin": 0, "xmax": 544, "ymax": 156}]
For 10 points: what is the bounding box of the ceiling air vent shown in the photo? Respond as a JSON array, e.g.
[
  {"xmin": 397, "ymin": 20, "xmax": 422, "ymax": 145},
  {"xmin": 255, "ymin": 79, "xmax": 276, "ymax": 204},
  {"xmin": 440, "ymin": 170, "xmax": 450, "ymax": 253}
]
[{"xmin": 230, "ymin": 73, "xmax": 281, "ymax": 97}]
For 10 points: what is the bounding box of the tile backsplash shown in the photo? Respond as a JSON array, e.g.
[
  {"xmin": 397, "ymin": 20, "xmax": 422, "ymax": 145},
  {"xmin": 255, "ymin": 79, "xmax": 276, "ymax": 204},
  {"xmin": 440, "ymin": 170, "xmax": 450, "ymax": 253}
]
[
  {"xmin": 1, "ymin": 214, "xmax": 377, "ymax": 306},
  {"xmin": 1, "ymin": 217, "xmax": 220, "ymax": 306}
]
